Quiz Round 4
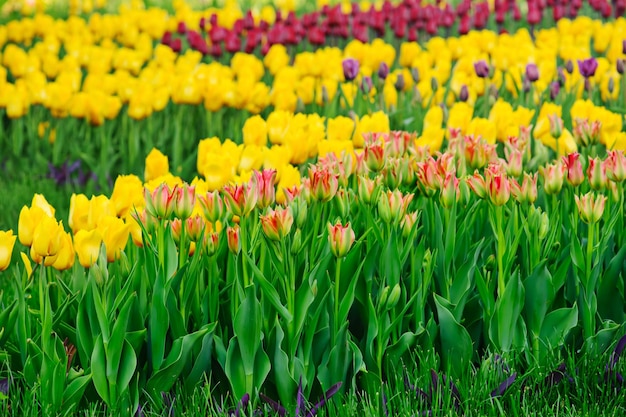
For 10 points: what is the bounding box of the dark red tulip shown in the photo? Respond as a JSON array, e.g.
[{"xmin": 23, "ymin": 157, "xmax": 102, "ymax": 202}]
[
  {"xmin": 308, "ymin": 27, "xmax": 326, "ymax": 46},
  {"xmin": 224, "ymin": 31, "xmax": 241, "ymax": 53},
  {"xmin": 161, "ymin": 31, "xmax": 172, "ymax": 46},
  {"xmin": 177, "ymin": 21, "xmax": 187, "ymax": 35},
  {"xmin": 209, "ymin": 43, "xmax": 222, "ymax": 58},
  {"xmin": 527, "ymin": 6, "xmax": 542, "ymax": 25},
  {"xmin": 171, "ymin": 38, "xmax": 182, "ymax": 53}
]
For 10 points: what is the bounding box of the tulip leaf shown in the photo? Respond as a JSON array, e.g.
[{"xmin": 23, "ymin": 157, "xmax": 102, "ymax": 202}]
[
  {"xmin": 489, "ymin": 270, "xmax": 525, "ymax": 352},
  {"xmin": 539, "ymin": 306, "xmax": 578, "ymax": 352},
  {"xmin": 597, "ymin": 245, "xmax": 626, "ymax": 322},
  {"xmin": 149, "ymin": 274, "xmax": 169, "ymax": 373},
  {"xmin": 523, "ymin": 262, "xmax": 554, "ymax": 336},
  {"xmin": 293, "ymin": 277, "xmax": 316, "ymax": 350},
  {"xmin": 146, "ymin": 327, "xmax": 208, "ymax": 395},
  {"xmin": 272, "ymin": 318, "xmax": 296, "ymax": 406},
  {"xmin": 116, "ymin": 340, "xmax": 138, "ymax": 403},
  {"xmin": 63, "ymin": 374, "xmax": 92, "ymax": 409},
  {"xmin": 434, "ymin": 295, "xmax": 473, "ymax": 378},
  {"xmin": 91, "ymin": 334, "xmax": 110, "ymax": 405},
  {"xmin": 234, "ymin": 285, "xmax": 262, "ymax": 375},
  {"xmin": 185, "ymin": 328, "xmax": 215, "ymax": 390},
  {"xmin": 244, "ymin": 253, "xmax": 292, "ymax": 322},
  {"xmin": 225, "ymin": 337, "xmax": 247, "ymax": 400},
  {"xmin": 107, "ymin": 293, "xmax": 137, "ymax": 380}
]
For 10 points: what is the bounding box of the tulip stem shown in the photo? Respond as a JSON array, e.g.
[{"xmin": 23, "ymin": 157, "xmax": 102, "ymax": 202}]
[
  {"xmin": 585, "ymin": 222, "xmax": 594, "ymax": 290},
  {"xmin": 333, "ymin": 256, "xmax": 342, "ymax": 345},
  {"xmin": 495, "ymin": 206, "xmax": 505, "ymax": 298}
]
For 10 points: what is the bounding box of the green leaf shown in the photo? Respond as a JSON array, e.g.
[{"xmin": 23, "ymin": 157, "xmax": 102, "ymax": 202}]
[
  {"xmin": 63, "ymin": 374, "xmax": 92, "ymax": 409},
  {"xmin": 185, "ymin": 324, "xmax": 216, "ymax": 391},
  {"xmin": 272, "ymin": 319, "xmax": 296, "ymax": 405},
  {"xmin": 224, "ymin": 338, "xmax": 246, "ymax": 400},
  {"xmin": 90, "ymin": 280, "xmax": 110, "ymax": 343},
  {"xmin": 115, "ymin": 340, "xmax": 138, "ymax": 404},
  {"xmin": 434, "ymin": 295, "xmax": 473, "ymax": 378},
  {"xmin": 149, "ymin": 274, "xmax": 169, "ymax": 373},
  {"xmin": 597, "ymin": 245, "xmax": 626, "ymax": 322},
  {"xmin": 91, "ymin": 335, "xmax": 110, "ymax": 405},
  {"xmin": 107, "ymin": 293, "xmax": 137, "ymax": 381},
  {"xmin": 539, "ymin": 306, "xmax": 578, "ymax": 352},
  {"xmin": 489, "ymin": 270, "xmax": 525, "ymax": 352},
  {"xmin": 523, "ymin": 263, "xmax": 554, "ymax": 336},
  {"xmin": 244, "ymin": 253, "xmax": 292, "ymax": 322},
  {"xmin": 146, "ymin": 327, "xmax": 209, "ymax": 395},
  {"xmin": 233, "ymin": 285, "xmax": 262, "ymax": 375}
]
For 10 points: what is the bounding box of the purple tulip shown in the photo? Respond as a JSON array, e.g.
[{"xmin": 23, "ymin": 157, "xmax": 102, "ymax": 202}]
[
  {"xmin": 377, "ymin": 62, "xmax": 389, "ymax": 80},
  {"xmin": 577, "ymin": 58, "xmax": 598, "ymax": 78},
  {"xmin": 474, "ymin": 60, "xmax": 490, "ymax": 78},
  {"xmin": 525, "ymin": 63, "xmax": 539, "ymax": 82},
  {"xmin": 565, "ymin": 60, "xmax": 574, "ymax": 74},
  {"xmin": 618, "ymin": 59, "xmax": 625, "ymax": 75},
  {"xmin": 394, "ymin": 73, "xmax": 405, "ymax": 91},
  {"xmin": 550, "ymin": 81, "xmax": 560, "ymax": 100},
  {"xmin": 459, "ymin": 85, "xmax": 469, "ymax": 102},
  {"xmin": 342, "ymin": 58, "xmax": 360, "ymax": 81},
  {"xmin": 623, "ymin": 39, "xmax": 626, "ymax": 55}
]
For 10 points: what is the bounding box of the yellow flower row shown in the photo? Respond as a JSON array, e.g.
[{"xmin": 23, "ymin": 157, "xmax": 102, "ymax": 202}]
[{"xmin": 1, "ymin": 14, "xmax": 625, "ymax": 120}]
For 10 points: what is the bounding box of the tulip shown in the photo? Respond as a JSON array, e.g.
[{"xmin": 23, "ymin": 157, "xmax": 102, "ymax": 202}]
[
  {"xmin": 401, "ymin": 211, "xmax": 419, "ymax": 238},
  {"xmin": 510, "ymin": 173, "xmax": 538, "ymax": 204},
  {"xmin": 222, "ymin": 180, "xmax": 258, "ymax": 218},
  {"xmin": 618, "ymin": 60, "xmax": 625, "ymax": 75},
  {"xmin": 577, "ymin": 58, "xmax": 598, "ymax": 78},
  {"xmin": 541, "ymin": 162, "xmax": 566, "ymax": 195},
  {"xmin": 0, "ymin": 230, "xmax": 16, "ymax": 271},
  {"xmin": 439, "ymin": 172, "xmax": 459, "ymax": 209},
  {"xmin": 144, "ymin": 148, "xmax": 169, "ymax": 182},
  {"xmin": 99, "ymin": 216, "xmax": 130, "ymax": 263},
  {"xmin": 525, "ymin": 63, "xmax": 539, "ymax": 82},
  {"xmin": 198, "ymin": 191, "xmax": 224, "ymax": 223},
  {"xmin": 52, "ymin": 232, "xmax": 75, "ymax": 271},
  {"xmin": 172, "ymin": 184, "xmax": 196, "ymax": 220},
  {"xmin": 605, "ymin": 150, "xmax": 626, "ymax": 182},
  {"xmin": 144, "ymin": 183, "xmax": 176, "ymax": 220},
  {"xmin": 474, "ymin": 60, "xmax": 490, "ymax": 78},
  {"xmin": 587, "ymin": 157, "xmax": 608, "ymax": 190},
  {"xmin": 575, "ymin": 192, "xmax": 607, "ymax": 224},
  {"xmin": 204, "ymin": 232, "xmax": 219, "ymax": 256},
  {"xmin": 486, "ymin": 164, "xmax": 511, "ymax": 206},
  {"xmin": 254, "ymin": 169, "xmax": 277, "ymax": 209},
  {"xmin": 467, "ymin": 171, "xmax": 487, "ymax": 199},
  {"xmin": 459, "ymin": 85, "xmax": 469, "ymax": 102},
  {"xmin": 226, "ymin": 225, "xmax": 241, "ymax": 255},
  {"xmin": 260, "ymin": 207, "xmax": 294, "ymax": 241},
  {"xmin": 31, "ymin": 217, "xmax": 65, "ymax": 266},
  {"xmin": 549, "ymin": 81, "xmax": 560, "ymax": 100},
  {"xmin": 170, "ymin": 218, "xmax": 183, "ymax": 243},
  {"xmin": 342, "ymin": 58, "xmax": 360, "ymax": 81},
  {"xmin": 562, "ymin": 153, "xmax": 585, "ymax": 187},
  {"xmin": 18, "ymin": 205, "xmax": 49, "ymax": 247},
  {"xmin": 327, "ymin": 221, "xmax": 355, "ymax": 258},
  {"xmin": 74, "ymin": 229, "xmax": 103, "ymax": 268},
  {"xmin": 377, "ymin": 62, "xmax": 389, "ymax": 80},
  {"xmin": 364, "ymin": 141, "xmax": 386, "ymax": 172},
  {"xmin": 307, "ymin": 165, "xmax": 339, "ymax": 202},
  {"xmin": 186, "ymin": 215, "xmax": 206, "ymax": 242}
]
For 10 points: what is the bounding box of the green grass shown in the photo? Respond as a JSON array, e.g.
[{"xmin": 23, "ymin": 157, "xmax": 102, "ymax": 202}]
[{"xmin": 1, "ymin": 346, "xmax": 625, "ymax": 416}]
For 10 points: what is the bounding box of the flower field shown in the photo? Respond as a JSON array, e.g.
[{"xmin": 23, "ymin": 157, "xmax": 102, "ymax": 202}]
[{"xmin": 1, "ymin": 0, "xmax": 626, "ymax": 415}]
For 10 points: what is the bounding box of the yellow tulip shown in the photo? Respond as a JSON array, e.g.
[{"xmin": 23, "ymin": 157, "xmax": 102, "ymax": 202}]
[
  {"xmin": 466, "ymin": 118, "xmax": 498, "ymax": 145},
  {"xmin": 98, "ymin": 216, "xmax": 130, "ymax": 263},
  {"xmin": 30, "ymin": 217, "xmax": 65, "ymax": 266},
  {"xmin": 242, "ymin": 115, "xmax": 268, "ymax": 147},
  {"xmin": 0, "ymin": 230, "xmax": 16, "ymax": 271},
  {"xmin": 52, "ymin": 232, "xmax": 75, "ymax": 271},
  {"xmin": 327, "ymin": 116, "xmax": 356, "ymax": 142},
  {"xmin": 144, "ymin": 148, "xmax": 170, "ymax": 182},
  {"xmin": 18, "ymin": 205, "xmax": 50, "ymax": 247},
  {"xmin": 74, "ymin": 229, "xmax": 103, "ymax": 268},
  {"xmin": 110, "ymin": 175, "xmax": 145, "ymax": 217}
]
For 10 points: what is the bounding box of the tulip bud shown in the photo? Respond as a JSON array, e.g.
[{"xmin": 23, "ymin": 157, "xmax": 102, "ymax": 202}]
[
  {"xmin": 605, "ymin": 150, "xmax": 626, "ymax": 182},
  {"xmin": 525, "ymin": 63, "xmax": 539, "ymax": 82},
  {"xmin": 199, "ymin": 191, "xmax": 224, "ymax": 223},
  {"xmin": 587, "ymin": 156, "xmax": 607, "ymax": 190},
  {"xmin": 541, "ymin": 162, "xmax": 566, "ymax": 195},
  {"xmin": 0, "ymin": 230, "xmax": 16, "ymax": 271},
  {"xmin": 204, "ymin": 232, "xmax": 219, "ymax": 256},
  {"xmin": 379, "ymin": 286, "xmax": 390, "ymax": 309},
  {"xmin": 334, "ymin": 188, "xmax": 351, "ymax": 219},
  {"xmin": 562, "ymin": 153, "xmax": 585, "ymax": 187},
  {"xmin": 440, "ymin": 172, "xmax": 459, "ymax": 208},
  {"xmin": 548, "ymin": 114, "xmax": 563, "ymax": 139},
  {"xmin": 474, "ymin": 60, "xmax": 490, "ymax": 78},
  {"xmin": 485, "ymin": 254, "xmax": 496, "ymax": 271},
  {"xmin": 377, "ymin": 62, "xmax": 389, "ymax": 80},
  {"xmin": 410, "ymin": 67, "xmax": 420, "ymax": 83},
  {"xmin": 401, "ymin": 211, "xmax": 419, "ymax": 238},
  {"xmin": 459, "ymin": 85, "xmax": 469, "ymax": 102},
  {"xmin": 466, "ymin": 172, "xmax": 487, "ymax": 199},
  {"xmin": 186, "ymin": 215, "xmax": 205, "ymax": 241},
  {"xmin": 361, "ymin": 76, "xmax": 373, "ymax": 94},
  {"xmin": 173, "ymin": 184, "xmax": 196, "ymax": 220},
  {"xmin": 550, "ymin": 81, "xmax": 560, "ymax": 100},
  {"xmin": 394, "ymin": 73, "xmax": 405, "ymax": 92},
  {"xmin": 575, "ymin": 192, "xmax": 607, "ymax": 224},
  {"xmin": 342, "ymin": 58, "xmax": 360, "ymax": 81},
  {"xmin": 308, "ymin": 165, "xmax": 339, "ymax": 202},
  {"xmin": 486, "ymin": 165, "xmax": 510, "ymax": 206},
  {"xmin": 386, "ymin": 284, "xmax": 401, "ymax": 310},
  {"xmin": 223, "ymin": 180, "xmax": 258, "ymax": 218},
  {"xmin": 291, "ymin": 228, "xmax": 303, "ymax": 255},
  {"xmin": 170, "ymin": 218, "xmax": 182, "ymax": 243},
  {"xmin": 327, "ymin": 221, "xmax": 356, "ymax": 258},
  {"xmin": 226, "ymin": 225, "xmax": 241, "ymax": 255},
  {"xmin": 565, "ymin": 60, "xmax": 574, "ymax": 74},
  {"xmin": 431, "ymin": 77, "xmax": 438, "ymax": 92},
  {"xmin": 358, "ymin": 176, "xmax": 380, "ymax": 205},
  {"xmin": 260, "ymin": 207, "xmax": 294, "ymax": 241},
  {"xmin": 510, "ymin": 172, "xmax": 538, "ymax": 204},
  {"xmin": 144, "ymin": 183, "xmax": 176, "ymax": 220},
  {"xmin": 254, "ymin": 169, "xmax": 277, "ymax": 209},
  {"xmin": 617, "ymin": 59, "xmax": 625, "ymax": 75},
  {"xmin": 364, "ymin": 141, "xmax": 386, "ymax": 172}
]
